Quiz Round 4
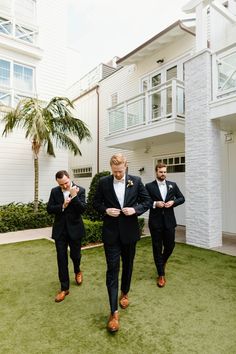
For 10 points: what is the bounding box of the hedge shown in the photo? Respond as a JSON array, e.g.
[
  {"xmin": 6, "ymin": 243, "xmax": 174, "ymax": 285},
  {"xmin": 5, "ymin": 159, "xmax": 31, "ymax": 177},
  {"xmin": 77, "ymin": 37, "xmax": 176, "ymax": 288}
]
[{"xmin": 0, "ymin": 202, "xmax": 145, "ymax": 245}]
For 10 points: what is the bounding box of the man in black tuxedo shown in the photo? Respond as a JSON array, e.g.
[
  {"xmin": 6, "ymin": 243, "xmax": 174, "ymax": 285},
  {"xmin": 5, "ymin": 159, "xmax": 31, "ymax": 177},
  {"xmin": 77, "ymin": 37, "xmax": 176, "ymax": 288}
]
[
  {"xmin": 146, "ymin": 163, "xmax": 185, "ymax": 288},
  {"xmin": 93, "ymin": 153, "xmax": 151, "ymax": 332},
  {"xmin": 47, "ymin": 170, "xmax": 86, "ymax": 302}
]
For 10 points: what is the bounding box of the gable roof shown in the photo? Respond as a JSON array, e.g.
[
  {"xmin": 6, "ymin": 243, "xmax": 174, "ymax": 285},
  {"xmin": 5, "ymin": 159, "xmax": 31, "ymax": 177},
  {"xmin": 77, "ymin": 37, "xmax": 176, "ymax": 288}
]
[{"xmin": 117, "ymin": 20, "xmax": 195, "ymax": 66}]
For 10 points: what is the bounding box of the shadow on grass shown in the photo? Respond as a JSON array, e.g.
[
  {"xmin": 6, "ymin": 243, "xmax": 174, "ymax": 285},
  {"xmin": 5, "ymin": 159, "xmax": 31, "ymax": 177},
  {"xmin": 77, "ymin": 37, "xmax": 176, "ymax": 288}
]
[{"xmin": 0, "ymin": 237, "xmax": 236, "ymax": 354}]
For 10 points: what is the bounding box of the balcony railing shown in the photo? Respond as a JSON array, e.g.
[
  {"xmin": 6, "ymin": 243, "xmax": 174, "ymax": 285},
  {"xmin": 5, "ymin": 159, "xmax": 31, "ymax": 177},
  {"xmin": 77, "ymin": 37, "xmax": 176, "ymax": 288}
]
[
  {"xmin": 216, "ymin": 49, "xmax": 236, "ymax": 99},
  {"xmin": 108, "ymin": 79, "xmax": 185, "ymax": 135},
  {"xmin": 0, "ymin": 17, "xmax": 38, "ymax": 44},
  {"xmin": 0, "ymin": 88, "xmax": 35, "ymax": 107}
]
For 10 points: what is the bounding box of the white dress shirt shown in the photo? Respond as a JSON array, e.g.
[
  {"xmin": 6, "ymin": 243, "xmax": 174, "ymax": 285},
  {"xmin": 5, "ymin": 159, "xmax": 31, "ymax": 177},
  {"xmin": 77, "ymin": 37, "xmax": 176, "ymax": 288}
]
[
  {"xmin": 153, "ymin": 179, "xmax": 167, "ymax": 208},
  {"xmin": 157, "ymin": 180, "xmax": 167, "ymax": 201},
  {"xmin": 113, "ymin": 175, "xmax": 126, "ymax": 208}
]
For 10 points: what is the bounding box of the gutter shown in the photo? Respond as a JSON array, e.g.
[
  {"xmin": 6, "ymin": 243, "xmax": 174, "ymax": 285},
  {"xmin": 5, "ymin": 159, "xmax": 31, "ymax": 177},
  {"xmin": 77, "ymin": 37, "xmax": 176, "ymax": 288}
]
[{"xmin": 117, "ymin": 20, "xmax": 195, "ymax": 65}]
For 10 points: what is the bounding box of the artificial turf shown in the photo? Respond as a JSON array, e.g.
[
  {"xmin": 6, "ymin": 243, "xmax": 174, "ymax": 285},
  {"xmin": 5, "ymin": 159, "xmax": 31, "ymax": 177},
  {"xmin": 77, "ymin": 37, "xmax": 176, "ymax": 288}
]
[{"xmin": 0, "ymin": 237, "xmax": 235, "ymax": 354}]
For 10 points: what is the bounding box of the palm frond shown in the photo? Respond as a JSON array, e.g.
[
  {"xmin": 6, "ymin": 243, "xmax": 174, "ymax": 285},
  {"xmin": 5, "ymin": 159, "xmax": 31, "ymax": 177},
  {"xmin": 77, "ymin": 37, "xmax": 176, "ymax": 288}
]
[{"xmin": 52, "ymin": 131, "xmax": 82, "ymax": 156}]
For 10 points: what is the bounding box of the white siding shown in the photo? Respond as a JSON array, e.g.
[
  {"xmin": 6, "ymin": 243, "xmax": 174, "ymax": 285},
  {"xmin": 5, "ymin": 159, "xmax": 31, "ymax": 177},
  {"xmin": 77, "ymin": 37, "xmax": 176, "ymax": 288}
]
[
  {"xmin": 69, "ymin": 89, "xmax": 98, "ymax": 193},
  {"xmin": 0, "ymin": 0, "xmax": 72, "ymax": 205}
]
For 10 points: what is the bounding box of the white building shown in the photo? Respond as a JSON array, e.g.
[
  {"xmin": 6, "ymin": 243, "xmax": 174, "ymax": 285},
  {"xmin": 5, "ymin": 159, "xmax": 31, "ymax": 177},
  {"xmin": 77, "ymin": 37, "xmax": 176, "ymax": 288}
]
[
  {"xmin": 67, "ymin": 61, "xmax": 117, "ymax": 192},
  {"xmin": 0, "ymin": 0, "xmax": 72, "ymax": 204},
  {"xmin": 71, "ymin": 0, "xmax": 236, "ymax": 249}
]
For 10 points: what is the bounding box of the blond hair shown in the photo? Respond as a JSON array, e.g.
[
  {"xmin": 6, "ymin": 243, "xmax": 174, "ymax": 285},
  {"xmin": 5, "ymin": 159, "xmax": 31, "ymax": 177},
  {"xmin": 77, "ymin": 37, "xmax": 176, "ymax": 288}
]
[{"xmin": 110, "ymin": 153, "xmax": 127, "ymax": 166}]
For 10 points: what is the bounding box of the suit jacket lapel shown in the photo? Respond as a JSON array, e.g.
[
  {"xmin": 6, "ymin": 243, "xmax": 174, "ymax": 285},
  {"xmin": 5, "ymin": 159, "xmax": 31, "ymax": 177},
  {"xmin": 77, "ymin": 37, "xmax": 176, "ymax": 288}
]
[
  {"xmin": 153, "ymin": 180, "xmax": 163, "ymax": 200},
  {"xmin": 123, "ymin": 175, "xmax": 131, "ymax": 206},
  {"xmin": 109, "ymin": 175, "xmax": 121, "ymax": 207},
  {"xmin": 165, "ymin": 181, "xmax": 172, "ymax": 200},
  {"xmin": 57, "ymin": 187, "xmax": 64, "ymax": 204}
]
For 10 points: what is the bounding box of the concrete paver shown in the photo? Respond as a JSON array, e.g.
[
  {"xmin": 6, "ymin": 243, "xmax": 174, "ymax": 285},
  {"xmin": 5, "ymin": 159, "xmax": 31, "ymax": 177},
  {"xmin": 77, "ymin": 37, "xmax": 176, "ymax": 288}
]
[{"xmin": 0, "ymin": 225, "xmax": 235, "ymax": 256}]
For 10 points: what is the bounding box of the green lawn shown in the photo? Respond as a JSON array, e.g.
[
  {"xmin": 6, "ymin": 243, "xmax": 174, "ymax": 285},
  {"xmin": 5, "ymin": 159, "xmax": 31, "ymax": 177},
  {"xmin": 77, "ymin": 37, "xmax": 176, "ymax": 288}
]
[{"xmin": 0, "ymin": 237, "xmax": 236, "ymax": 354}]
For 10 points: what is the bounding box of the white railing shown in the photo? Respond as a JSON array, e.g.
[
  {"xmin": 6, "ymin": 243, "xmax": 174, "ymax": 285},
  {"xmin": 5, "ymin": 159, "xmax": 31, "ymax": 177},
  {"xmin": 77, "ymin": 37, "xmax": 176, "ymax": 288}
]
[
  {"xmin": 215, "ymin": 49, "xmax": 236, "ymax": 99},
  {"xmin": 0, "ymin": 17, "xmax": 38, "ymax": 44},
  {"xmin": 0, "ymin": 87, "xmax": 35, "ymax": 107},
  {"xmin": 108, "ymin": 79, "xmax": 185, "ymax": 134}
]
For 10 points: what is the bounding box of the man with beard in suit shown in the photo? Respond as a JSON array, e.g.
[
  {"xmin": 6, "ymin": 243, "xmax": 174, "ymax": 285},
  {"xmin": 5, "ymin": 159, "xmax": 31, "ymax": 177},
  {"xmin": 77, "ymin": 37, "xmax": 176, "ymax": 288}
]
[
  {"xmin": 145, "ymin": 163, "xmax": 185, "ymax": 288},
  {"xmin": 93, "ymin": 153, "xmax": 151, "ymax": 332},
  {"xmin": 47, "ymin": 170, "xmax": 86, "ymax": 302}
]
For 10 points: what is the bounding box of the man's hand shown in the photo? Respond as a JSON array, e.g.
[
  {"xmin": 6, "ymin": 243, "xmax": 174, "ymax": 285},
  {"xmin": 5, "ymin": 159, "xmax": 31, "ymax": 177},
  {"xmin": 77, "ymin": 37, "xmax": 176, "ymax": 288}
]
[
  {"xmin": 63, "ymin": 197, "xmax": 71, "ymax": 209},
  {"xmin": 70, "ymin": 185, "xmax": 79, "ymax": 198},
  {"xmin": 164, "ymin": 200, "xmax": 174, "ymax": 208},
  {"xmin": 106, "ymin": 208, "xmax": 121, "ymax": 217},
  {"xmin": 155, "ymin": 201, "xmax": 165, "ymax": 208},
  {"xmin": 122, "ymin": 207, "xmax": 136, "ymax": 216}
]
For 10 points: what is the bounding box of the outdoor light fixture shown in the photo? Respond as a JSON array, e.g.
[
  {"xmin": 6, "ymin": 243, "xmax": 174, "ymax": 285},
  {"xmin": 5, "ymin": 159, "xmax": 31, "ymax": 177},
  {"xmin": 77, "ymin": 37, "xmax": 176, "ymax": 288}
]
[{"xmin": 138, "ymin": 167, "xmax": 145, "ymax": 174}]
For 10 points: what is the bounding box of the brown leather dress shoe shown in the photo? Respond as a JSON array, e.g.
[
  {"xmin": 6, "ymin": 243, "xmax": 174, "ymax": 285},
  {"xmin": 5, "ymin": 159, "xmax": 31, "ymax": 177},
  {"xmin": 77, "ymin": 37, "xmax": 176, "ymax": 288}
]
[
  {"xmin": 119, "ymin": 292, "xmax": 129, "ymax": 309},
  {"xmin": 55, "ymin": 290, "xmax": 69, "ymax": 302},
  {"xmin": 75, "ymin": 271, "xmax": 83, "ymax": 285},
  {"xmin": 157, "ymin": 276, "xmax": 166, "ymax": 288},
  {"xmin": 107, "ymin": 311, "xmax": 119, "ymax": 332}
]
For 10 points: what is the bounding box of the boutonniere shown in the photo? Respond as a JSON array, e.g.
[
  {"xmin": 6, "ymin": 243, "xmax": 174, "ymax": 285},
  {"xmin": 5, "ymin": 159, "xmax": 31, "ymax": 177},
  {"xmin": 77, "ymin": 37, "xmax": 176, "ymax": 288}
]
[
  {"xmin": 169, "ymin": 184, "xmax": 173, "ymax": 189},
  {"xmin": 127, "ymin": 179, "xmax": 134, "ymax": 188}
]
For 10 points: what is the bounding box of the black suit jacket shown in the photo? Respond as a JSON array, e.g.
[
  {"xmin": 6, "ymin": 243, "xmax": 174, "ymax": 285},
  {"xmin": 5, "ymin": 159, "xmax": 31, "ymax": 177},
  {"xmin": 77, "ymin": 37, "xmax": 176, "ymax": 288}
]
[
  {"xmin": 145, "ymin": 180, "xmax": 185, "ymax": 230},
  {"xmin": 47, "ymin": 183, "xmax": 86, "ymax": 240},
  {"xmin": 93, "ymin": 174, "xmax": 151, "ymax": 245}
]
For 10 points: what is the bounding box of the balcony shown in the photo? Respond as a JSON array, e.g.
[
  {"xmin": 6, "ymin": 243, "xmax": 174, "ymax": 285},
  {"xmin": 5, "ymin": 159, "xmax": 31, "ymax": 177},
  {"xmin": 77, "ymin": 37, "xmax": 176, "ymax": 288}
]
[
  {"xmin": 105, "ymin": 79, "xmax": 185, "ymax": 150},
  {"xmin": 210, "ymin": 47, "xmax": 236, "ymax": 131}
]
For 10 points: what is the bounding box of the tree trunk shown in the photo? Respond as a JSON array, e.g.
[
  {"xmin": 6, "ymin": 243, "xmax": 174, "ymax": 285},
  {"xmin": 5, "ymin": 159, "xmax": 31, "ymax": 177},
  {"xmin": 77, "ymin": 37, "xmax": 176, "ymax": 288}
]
[{"xmin": 34, "ymin": 156, "xmax": 39, "ymax": 212}]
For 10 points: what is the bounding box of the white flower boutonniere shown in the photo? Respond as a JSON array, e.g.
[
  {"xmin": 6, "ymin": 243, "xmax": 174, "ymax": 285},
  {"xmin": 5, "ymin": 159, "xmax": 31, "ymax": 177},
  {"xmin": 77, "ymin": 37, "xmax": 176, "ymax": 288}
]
[
  {"xmin": 127, "ymin": 179, "xmax": 134, "ymax": 188},
  {"xmin": 169, "ymin": 184, "xmax": 173, "ymax": 189}
]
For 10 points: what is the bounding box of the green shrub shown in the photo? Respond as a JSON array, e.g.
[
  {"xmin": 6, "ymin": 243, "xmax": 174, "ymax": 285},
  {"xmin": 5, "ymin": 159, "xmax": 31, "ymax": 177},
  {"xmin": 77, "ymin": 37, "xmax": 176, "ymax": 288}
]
[
  {"xmin": 0, "ymin": 202, "xmax": 145, "ymax": 245},
  {"xmin": 84, "ymin": 170, "xmax": 110, "ymax": 221},
  {"xmin": 82, "ymin": 217, "xmax": 145, "ymax": 245},
  {"xmin": 0, "ymin": 202, "xmax": 53, "ymax": 233},
  {"xmin": 82, "ymin": 219, "xmax": 103, "ymax": 245}
]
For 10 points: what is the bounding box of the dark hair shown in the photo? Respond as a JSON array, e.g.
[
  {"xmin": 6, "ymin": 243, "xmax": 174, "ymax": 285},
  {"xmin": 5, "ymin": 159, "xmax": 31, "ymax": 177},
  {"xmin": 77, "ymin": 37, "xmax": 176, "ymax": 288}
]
[
  {"xmin": 155, "ymin": 163, "xmax": 167, "ymax": 172},
  {"xmin": 55, "ymin": 170, "xmax": 70, "ymax": 180}
]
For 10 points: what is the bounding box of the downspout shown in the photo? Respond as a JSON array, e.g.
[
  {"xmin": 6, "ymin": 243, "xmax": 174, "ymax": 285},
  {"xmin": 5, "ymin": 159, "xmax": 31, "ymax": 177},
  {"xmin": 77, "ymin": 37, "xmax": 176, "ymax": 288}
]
[{"xmin": 96, "ymin": 86, "xmax": 99, "ymax": 173}]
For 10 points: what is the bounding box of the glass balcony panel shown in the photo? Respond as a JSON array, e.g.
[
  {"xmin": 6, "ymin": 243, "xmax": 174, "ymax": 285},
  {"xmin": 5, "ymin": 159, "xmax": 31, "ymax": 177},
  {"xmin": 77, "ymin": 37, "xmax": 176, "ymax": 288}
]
[
  {"xmin": 177, "ymin": 86, "xmax": 185, "ymax": 115},
  {"xmin": 107, "ymin": 78, "xmax": 184, "ymax": 135},
  {"xmin": 151, "ymin": 92, "xmax": 161, "ymax": 120},
  {"xmin": 218, "ymin": 52, "xmax": 236, "ymax": 92},
  {"xmin": 167, "ymin": 86, "xmax": 172, "ymax": 116},
  {"xmin": 109, "ymin": 107, "xmax": 125, "ymax": 133},
  {"xmin": 127, "ymin": 98, "xmax": 145, "ymax": 128}
]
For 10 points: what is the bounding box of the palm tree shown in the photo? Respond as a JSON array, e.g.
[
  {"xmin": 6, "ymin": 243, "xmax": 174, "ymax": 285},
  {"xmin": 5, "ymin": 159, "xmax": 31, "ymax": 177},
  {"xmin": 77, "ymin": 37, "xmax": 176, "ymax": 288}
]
[{"xmin": 2, "ymin": 96, "xmax": 91, "ymax": 212}]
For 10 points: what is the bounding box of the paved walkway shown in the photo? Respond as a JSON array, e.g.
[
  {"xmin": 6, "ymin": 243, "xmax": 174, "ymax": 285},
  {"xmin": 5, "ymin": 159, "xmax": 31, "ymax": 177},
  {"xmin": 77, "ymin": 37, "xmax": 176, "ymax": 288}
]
[{"xmin": 0, "ymin": 226, "xmax": 235, "ymax": 256}]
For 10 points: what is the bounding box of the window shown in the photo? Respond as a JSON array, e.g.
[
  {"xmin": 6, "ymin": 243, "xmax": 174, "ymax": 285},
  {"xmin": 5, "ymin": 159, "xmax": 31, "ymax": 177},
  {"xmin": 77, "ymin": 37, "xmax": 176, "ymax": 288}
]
[
  {"xmin": 155, "ymin": 154, "xmax": 185, "ymax": 173},
  {"xmin": 73, "ymin": 167, "xmax": 92, "ymax": 178},
  {"xmin": 0, "ymin": 58, "xmax": 34, "ymax": 107},
  {"xmin": 0, "ymin": 59, "xmax": 10, "ymax": 87},
  {"xmin": 14, "ymin": 63, "xmax": 33, "ymax": 91}
]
